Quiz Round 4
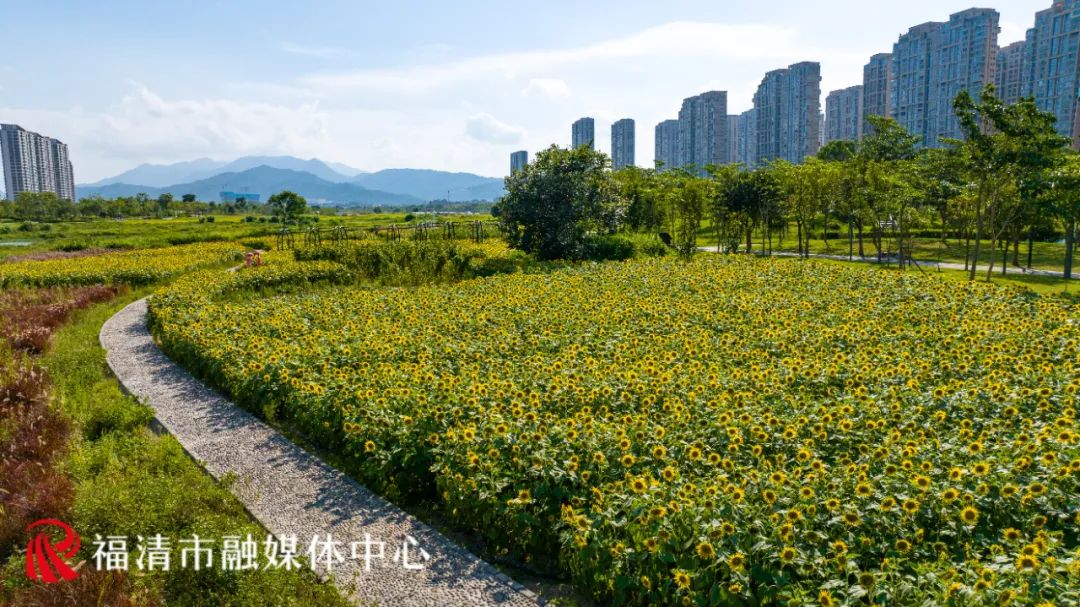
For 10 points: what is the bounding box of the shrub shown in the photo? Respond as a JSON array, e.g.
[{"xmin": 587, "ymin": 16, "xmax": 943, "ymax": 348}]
[{"xmin": 584, "ymin": 235, "xmax": 636, "ymax": 261}]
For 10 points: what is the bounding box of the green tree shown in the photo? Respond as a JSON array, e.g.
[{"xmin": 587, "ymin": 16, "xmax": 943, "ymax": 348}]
[
  {"xmin": 1049, "ymin": 153, "xmax": 1080, "ymax": 279},
  {"xmin": 267, "ymin": 190, "xmax": 308, "ymax": 223},
  {"xmin": 953, "ymin": 86, "xmax": 1068, "ymax": 280},
  {"xmin": 613, "ymin": 166, "xmax": 664, "ymax": 231},
  {"xmin": 498, "ymin": 145, "xmax": 623, "ymax": 260},
  {"xmin": 817, "ymin": 140, "xmax": 858, "ymax": 162},
  {"xmin": 181, "ymin": 193, "xmax": 197, "ymax": 203},
  {"xmin": 659, "ymin": 169, "xmax": 713, "ymax": 258}
]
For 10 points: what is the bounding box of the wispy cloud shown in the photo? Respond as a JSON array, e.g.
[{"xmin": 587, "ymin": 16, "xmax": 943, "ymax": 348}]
[
  {"xmin": 465, "ymin": 113, "xmax": 525, "ymax": 144},
  {"xmin": 281, "ymin": 42, "xmax": 347, "ymax": 59},
  {"xmin": 522, "ymin": 78, "xmax": 571, "ymax": 99},
  {"xmin": 301, "ymin": 21, "xmax": 859, "ymax": 95}
]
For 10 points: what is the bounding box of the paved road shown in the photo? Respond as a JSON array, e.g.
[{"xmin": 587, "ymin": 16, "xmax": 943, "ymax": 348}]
[{"xmin": 101, "ymin": 298, "xmax": 541, "ymax": 607}]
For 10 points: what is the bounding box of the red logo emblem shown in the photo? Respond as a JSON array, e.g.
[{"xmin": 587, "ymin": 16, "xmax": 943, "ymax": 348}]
[{"xmin": 25, "ymin": 519, "xmax": 80, "ymax": 583}]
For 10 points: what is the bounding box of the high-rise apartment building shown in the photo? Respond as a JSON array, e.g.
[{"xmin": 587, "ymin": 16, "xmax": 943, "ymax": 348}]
[
  {"xmin": 654, "ymin": 119, "xmax": 680, "ymax": 171},
  {"xmin": 0, "ymin": 124, "xmax": 75, "ymax": 201},
  {"xmin": 996, "ymin": 41, "xmax": 1028, "ymax": 104},
  {"xmin": 510, "ymin": 150, "xmax": 528, "ymax": 174},
  {"xmin": 862, "ymin": 53, "xmax": 893, "ymax": 135},
  {"xmin": 753, "ymin": 62, "xmax": 821, "ymax": 164},
  {"xmin": 891, "ymin": 9, "xmax": 999, "ymax": 147},
  {"xmin": 727, "ymin": 115, "xmax": 740, "ymax": 167},
  {"xmin": 735, "ymin": 109, "xmax": 758, "ymax": 167},
  {"xmin": 892, "ymin": 22, "xmax": 945, "ymax": 145},
  {"xmin": 676, "ymin": 91, "xmax": 728, "ymax": 173},
  {"xmin": 571, "ymin": 117, "xmax": 595, "ymax": 149},
  {"xmin": 825, "ymin": 85, "xmax": 864, "ymax": 143},
  {"xmin": 1023, "ymin": 0, "xmax": 1080, "ymax": 145},
  {"xmin": 610, "ymin": 118, "xmax": 635, "ymax": 168}
]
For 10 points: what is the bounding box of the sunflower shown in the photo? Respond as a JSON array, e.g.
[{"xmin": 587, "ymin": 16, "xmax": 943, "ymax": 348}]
[
  {"xmin": 672, "ymin": 569, "xmax": 692, "ymax": 589},
  {"xmin": 1015, "ymin": 554, "xmax": 1039, "ymax": 571},
  {"xmin": 728, "ymin": 552, "xmax": 746, "ymax": 571},
  {"xmin": 960, "ymin": 506, "xmax": 979, "ymax": 525},
  {"xmin": 629, "ymin": 477, "xmax": 648, "ymax": 493},
  {"xmin": 695, "ymin": 542, "xmax": 716, "ymax": 559}
]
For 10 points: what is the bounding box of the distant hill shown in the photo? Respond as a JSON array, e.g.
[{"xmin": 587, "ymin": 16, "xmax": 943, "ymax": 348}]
[
  {"xmin": 80, "ymin": 157, "xmax": 505, "ymax": 202},
  {"xmin": 353, "ymin": 168, "xmax": 505, "ymax": 202},
  {"xmin": 86, "ymin": 155, "xmax": 358, "ymax": 189},
  {"xmin": 76, "ymin": 166, "xmax": 419, "ymax": 206},
  {"xmin": 89, "ymin": 158, "xmax": 228, "ymax": 188}
]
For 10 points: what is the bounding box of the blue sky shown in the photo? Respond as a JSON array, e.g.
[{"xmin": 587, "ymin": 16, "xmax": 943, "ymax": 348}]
[{"xmin": 0, "ymin": 0, "xmax": 1051, "ymax": 182}]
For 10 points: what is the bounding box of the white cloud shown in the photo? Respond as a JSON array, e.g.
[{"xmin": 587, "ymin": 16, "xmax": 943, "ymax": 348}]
[
  {"xmin": 302, "ymin": 21, "xmax": 826, "ymax": 94},
  {"xmin": 281, "ymin": 42, "xmax": 347, "ymax": 59},
  {"xmin": 464, "ymin": 113, "xmax": 526, "ymax": 144},
  {"xmin": 522, "ymin": 78, "xmax": 571, "ymax": 99}
]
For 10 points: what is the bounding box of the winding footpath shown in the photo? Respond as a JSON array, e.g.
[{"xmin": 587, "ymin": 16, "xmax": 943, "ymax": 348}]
[{"xmin": 101, "ymin": 298, "xmax": 541, "ymax": 607}]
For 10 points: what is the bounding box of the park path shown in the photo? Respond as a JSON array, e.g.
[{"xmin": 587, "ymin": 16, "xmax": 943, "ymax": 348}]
[
  {"xmin": 100, "ymin": 298, "xmax": 541, "ymax": 607},
  {"xmin": 698, "ymin": 247, "xmax": 1076, "ymax": 280}
]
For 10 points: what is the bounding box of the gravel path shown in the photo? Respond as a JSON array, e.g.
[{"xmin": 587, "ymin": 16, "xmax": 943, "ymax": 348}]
[
  {"xmin": 698, "ymin": 247, "xmax": 1077, "ymax": 279},
  {"xmin": 101, "ymin": 298, "xmax": 541, "ymax": 607}
]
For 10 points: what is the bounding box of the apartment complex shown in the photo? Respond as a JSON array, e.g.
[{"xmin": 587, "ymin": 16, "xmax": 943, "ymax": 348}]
[
  {"xmin": 676, "ymin": 91, "xmax": 728, "ymax": 174},
  {"xmin": 726, "ymin": 115, "xmax": 740, "ymax": 168},
  {"xmin": 571, "ymin": 117, "xmax": 595, "ymax": 149},
  {"xmin": 654, "ymin": 119, "xmax": 680, "ymax": 171},
  {"xmin": 735, "ymin": 109, "xmax": 758, "ymax": 167},
  {"xmin": 510, "ymin": 150, "xmax": 528, "ymax": 174},
  {"xmin": 824, "ymin": 85, "xmax": 864, "ymax": 143},
  {"xmin": 0, "ymin": 124, "xmax": 76, "ymax": 201},
  {"xmin": 1024, "ymin": 0, "xmax": 1080, "ymax": 144},
  {"xmin": 890, "ymin": 9, "xmax": 999, "ymax": 146},
  {"xmin": 862, "ymin": 53, "xmax": 893, "ymax": 134},
  {"xmin": 753, "ymin": 62, "xmax": 821, "ymax": 164},
  {"xmin": 996, "ymin": 40, "xmax": 1028, "ymax": 104},
  {"xmin": 610, "ymin": 119, "xmax": 636, "ymax": 168}
]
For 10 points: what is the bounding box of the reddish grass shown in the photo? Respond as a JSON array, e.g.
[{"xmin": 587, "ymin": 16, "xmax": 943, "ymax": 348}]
[
  {"xmin": 0, "ymin": 362, "xmax": 73, "ymax": 562},
  {"xmin": 9, "ymin": 569, "xmax": 162, "ymax": 607},
  {"xmin": 0, "ymin": 285, "xmax": 122, "ymax": 353},
  {"xmin": 0, "ymin": 285, "xmax": 120, "ymax": 578},
  {"xmin": 2, "ymin": 248, "xmax": 119, "ymax": 264}
]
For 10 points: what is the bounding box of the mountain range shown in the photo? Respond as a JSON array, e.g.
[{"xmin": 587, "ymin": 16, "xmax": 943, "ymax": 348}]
[{"xmin": 76, "ymin": 156, "xmax": 506, "ymax": 205}]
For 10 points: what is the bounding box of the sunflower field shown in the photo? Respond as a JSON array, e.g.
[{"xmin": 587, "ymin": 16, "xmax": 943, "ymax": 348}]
[
  {"xmin": 0, "ymin": 242, "xmax": 245, "ymax": 287},
  {"xmin": 149, "ymin": 256, "xmax": 1080, "ymax": 606}
]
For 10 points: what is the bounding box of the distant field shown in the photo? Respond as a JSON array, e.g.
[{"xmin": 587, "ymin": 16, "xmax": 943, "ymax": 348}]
[{"xmin": 0, "ymin": 212, "xmax": 493, "ymax": 259}]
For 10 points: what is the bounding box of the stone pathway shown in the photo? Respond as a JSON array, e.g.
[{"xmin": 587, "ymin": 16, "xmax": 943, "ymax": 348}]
[{"xmin": 100, "ymin": 298, "xmax": 541, "ymax": 607}]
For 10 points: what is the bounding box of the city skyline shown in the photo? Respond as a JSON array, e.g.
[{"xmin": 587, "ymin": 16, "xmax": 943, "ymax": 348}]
[{"xmin": 0, "ymin": 1, "xmax": 1053, "ymax": 181}]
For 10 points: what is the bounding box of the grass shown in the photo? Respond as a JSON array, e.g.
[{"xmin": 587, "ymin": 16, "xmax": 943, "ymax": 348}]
[{"xmin": 0, "ymin": 292, "xmax": 349, "ymax": 606}]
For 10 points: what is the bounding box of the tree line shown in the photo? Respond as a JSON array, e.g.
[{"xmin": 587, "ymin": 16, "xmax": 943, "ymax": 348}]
[
  {"xmin": 0, "ymin": 190, "xmax": 317, "ymax": 224},
  {"xmin": 498, "ymin": 85, "xmax": 1080, "ymax": 279},
  {"xmin": 0, "ymin": 191, "xmax": 268, "ymax": 221}
]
